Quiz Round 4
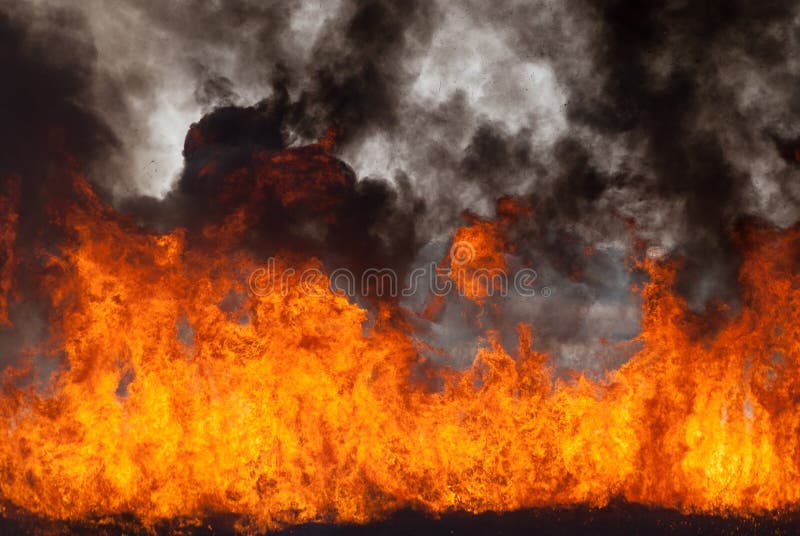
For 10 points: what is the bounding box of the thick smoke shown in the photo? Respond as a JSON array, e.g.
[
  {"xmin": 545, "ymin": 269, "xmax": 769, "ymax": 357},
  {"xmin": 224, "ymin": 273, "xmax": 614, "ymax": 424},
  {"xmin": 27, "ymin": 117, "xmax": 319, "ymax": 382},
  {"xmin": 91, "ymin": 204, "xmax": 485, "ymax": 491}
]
[{"xmin": 2, "ymin": 0, "xmax": 800, "ymax": 371}]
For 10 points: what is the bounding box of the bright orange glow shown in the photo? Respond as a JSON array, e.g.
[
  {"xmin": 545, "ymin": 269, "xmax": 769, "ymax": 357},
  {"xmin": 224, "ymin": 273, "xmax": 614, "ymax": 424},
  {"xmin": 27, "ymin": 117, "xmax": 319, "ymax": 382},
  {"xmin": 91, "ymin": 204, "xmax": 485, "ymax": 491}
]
[
  {"xmin": 1, "ymin": 161, "xmax": 799, "ymax": 532},
  {"xmin": 441, "ymin": 197, "xmax": 530, "ymax": 303}
]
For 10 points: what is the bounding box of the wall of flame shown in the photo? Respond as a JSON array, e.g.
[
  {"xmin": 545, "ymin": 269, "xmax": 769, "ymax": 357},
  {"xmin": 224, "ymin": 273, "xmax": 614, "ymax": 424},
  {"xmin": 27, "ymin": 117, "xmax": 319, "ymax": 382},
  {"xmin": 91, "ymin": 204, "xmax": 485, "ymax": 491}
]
[{"xmin": 0, "ymin": 163, "xmax": 799, "ymax": 531}]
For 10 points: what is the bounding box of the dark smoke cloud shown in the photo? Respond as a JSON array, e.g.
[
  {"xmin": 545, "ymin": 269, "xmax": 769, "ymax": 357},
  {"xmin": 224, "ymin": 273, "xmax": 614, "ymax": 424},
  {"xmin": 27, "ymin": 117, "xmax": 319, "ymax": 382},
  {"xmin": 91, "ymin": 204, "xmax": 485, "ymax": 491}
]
[
  {"xmin": 116, "ymin": 0, "xmax": 438, "ymax": 284},
  {"xmin": 0, "ymin": 6, "xmax": 117, "ymax": 179},
  {"xmin": 3, "ymin": 0, "xmax": 800, "ymax": 370},
  {"xmin": 123, "ymin": 101, "xmax": 424, "ymax": 285}
]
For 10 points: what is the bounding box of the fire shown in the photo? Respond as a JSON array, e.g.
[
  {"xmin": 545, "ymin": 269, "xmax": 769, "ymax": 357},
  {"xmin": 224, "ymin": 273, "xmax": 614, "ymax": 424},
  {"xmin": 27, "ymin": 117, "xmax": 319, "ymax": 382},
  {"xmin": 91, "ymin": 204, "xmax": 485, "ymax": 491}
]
[
  {"xmin": 441, "ymin": 198, "xmax": 527, "ymax": 303},
  {"xmin": 0, "ymin": 177, "xmax": 19, "ymax": 326},
  {"xmin": 0, "ymin": 151, "xmax": 799, "ymax": 531}
]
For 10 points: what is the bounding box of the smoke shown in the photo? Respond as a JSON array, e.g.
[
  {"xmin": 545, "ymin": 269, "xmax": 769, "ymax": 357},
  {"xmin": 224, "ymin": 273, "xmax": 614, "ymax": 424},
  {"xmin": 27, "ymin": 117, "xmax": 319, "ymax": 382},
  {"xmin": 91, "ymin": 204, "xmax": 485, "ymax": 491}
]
[
  {"xmin": 2, "ymin": 0, "xmax": 800, "ymax": 370},
  {"xmin": 0, "ymin": 6, "xmax": 116, "ymax": 179}
]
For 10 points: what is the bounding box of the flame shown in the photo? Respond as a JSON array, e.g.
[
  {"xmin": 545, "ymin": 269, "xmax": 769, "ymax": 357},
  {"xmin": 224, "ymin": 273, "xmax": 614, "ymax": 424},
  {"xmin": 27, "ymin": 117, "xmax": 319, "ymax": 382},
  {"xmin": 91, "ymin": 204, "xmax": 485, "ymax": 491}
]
[
  {"xmin": 1, "ymin": 156, "xmax": 799, "ymax": 531},
  {"xmin": 0, "ymin": 177, "xmax": 19, "ymax": 326},
  {"xmin": 433, "ymin": 197, "xmax": 531, "ymax": 309}
]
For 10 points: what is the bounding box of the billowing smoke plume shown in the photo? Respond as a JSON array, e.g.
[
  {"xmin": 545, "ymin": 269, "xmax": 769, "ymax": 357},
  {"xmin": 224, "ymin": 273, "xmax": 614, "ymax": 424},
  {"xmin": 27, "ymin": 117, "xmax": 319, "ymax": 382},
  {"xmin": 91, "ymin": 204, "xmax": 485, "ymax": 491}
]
[{"xmin": 2, "ymin": 0, "xmax": 800, "ymax": 370}]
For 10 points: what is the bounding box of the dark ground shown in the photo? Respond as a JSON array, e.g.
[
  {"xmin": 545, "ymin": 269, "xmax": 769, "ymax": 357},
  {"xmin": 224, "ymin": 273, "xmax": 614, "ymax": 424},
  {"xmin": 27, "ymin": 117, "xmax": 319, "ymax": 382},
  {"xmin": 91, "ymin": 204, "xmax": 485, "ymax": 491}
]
[{"xmin": 2, "ymin": 501, "xmax": 799, "ymax": 536}]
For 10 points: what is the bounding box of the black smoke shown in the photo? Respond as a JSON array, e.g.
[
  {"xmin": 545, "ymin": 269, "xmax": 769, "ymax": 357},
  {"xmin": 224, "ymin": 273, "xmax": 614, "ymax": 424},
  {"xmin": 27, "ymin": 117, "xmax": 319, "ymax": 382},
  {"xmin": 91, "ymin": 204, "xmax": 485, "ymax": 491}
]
[{"xmin": 2, "ymin": 0, "xmax": 800, "ymax": 369}]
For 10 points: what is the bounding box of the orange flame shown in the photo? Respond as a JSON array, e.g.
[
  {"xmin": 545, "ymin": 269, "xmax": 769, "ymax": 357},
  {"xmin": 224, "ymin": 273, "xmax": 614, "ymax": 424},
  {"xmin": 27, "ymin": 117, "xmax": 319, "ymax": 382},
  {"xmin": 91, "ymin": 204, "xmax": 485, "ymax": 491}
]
[
  {"xmin": 1, "ymin": 162, "xmax": 799, "ymax": 531},
  {"xmin": 439, "ymin": 197, "xmax": 531, "ymax": 304}
]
